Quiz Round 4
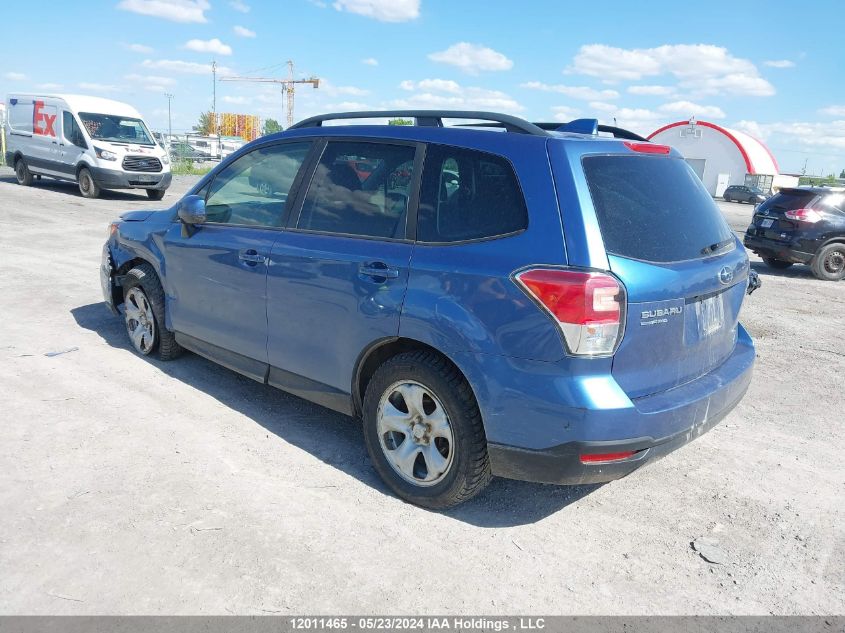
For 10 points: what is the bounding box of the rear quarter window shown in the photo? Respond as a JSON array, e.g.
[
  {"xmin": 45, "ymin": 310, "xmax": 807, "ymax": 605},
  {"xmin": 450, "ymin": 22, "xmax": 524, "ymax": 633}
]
[
  {"xmin": 583, "ymin": 155, "xmax": 734, "ymax": 263},
  {"xmin": 758, "ymin": 190, "xmax": 819, "ymax": 213}
]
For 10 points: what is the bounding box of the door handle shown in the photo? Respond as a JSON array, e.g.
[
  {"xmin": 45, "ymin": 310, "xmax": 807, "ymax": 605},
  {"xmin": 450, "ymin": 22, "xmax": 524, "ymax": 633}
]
[
  {"xmin": 238, "ymin": 249, "xmax": 266, "ymax": 265},
  {"xmin": 359, "ymin": 263, "xmax": 400, "ymax": 279}
]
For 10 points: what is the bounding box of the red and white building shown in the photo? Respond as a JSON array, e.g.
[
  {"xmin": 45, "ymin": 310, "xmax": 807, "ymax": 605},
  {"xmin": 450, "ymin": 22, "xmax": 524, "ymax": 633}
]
[{"xmin": 648, "ymin": 119, "xmax": 797, "ymax": 197}]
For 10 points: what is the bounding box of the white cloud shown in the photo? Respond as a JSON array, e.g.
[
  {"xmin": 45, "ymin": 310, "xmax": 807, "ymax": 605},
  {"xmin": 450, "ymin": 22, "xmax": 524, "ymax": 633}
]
[
  {"xmin": 125, "ymin": 74, "xmax": 176, "ymax": 86},
  {"xmin": 428, "ymin": 42, "xmax": 513, "ymax": 74},
  {"xmin": 392, "ymin": 82, "xmax": 522, "ymax": 112},
  {"xmin": 125, "ymin": 43, "xmax": 154, "ymax": 53},
  {"xmin": 332, "ymin": 0, "xmax": 420, "ymax": 22},
  {"xmin": 79, "ymin": 82, "xmax": 120, "ymax": 92},
  {"xmin": 142, "ymin": 59, "xmax": 231, "ymax": 74},
  {"xmin": 319, "ymin": 79, "xmax": 369, "ymax": 97},
  {"xmin": 117, "ymin": 0, "xmax": 210, "ymax": 23},
  {"xmin": 551, "ymin": 105, "xmax": 582, "ymax": 122},
  {"xmin": 229, "ymin": 0, "xmax": 250, "ymax": 12},
  {"xmin": 223, "ymin": 95, "xmax": 252, "ymax": 105},
  {"xmin": 569, "ymin": 43, "xmax": 774, "ymax": 97},
  {"xmin": 627, "ymin": 84, "xmax": 674, "ymax": 96},
  {"xmin": 184, "ymin": 38, "xmax": 233, "ymax": 56},
  {"xmin": 233, "ymin": 25, "xmax": 256, "ymax": 38},
  {"xmin": 764, "ymin": 59, "xmax": 795, "ymax": 68},
  {"xmin": 819, "ymin": 105, "xmax": 845, "ymax": 117},
  {"xmin": 361, "ymin": 57, "xmax": 379, "ymax": 66},
  {"xmin": 37, "ymin": 83, "xmax": 63, "ymax": 90},
  {"xmin": 659, "ymin": 100, "xmax": 725, "ymax": 119},
  {"xmin": 4, "ymin": 72, "xmax": 26, "ymax": 81},
  {"xmin": 736, "ymin": 119, "xmax": 845, "ymax": 155},
  {"xmin": 582, "ymin": 103, "xmax": 669, "ymax": 136},
  {"xmin": 401, "ymin": 79, "xmax": 462, "ymax": 94},
  {"xmin": 521, "ymin": 81, "xmax": 618, "ymax": 101}
]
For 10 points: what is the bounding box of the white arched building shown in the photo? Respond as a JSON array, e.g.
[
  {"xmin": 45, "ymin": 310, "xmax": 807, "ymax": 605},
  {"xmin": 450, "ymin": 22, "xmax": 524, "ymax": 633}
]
[{"xmin": 648, "ymin": 119, "xmax": 784, "ymax": 197}]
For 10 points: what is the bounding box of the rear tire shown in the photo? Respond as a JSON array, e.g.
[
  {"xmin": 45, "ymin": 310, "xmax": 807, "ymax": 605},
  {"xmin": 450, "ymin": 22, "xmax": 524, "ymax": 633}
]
[
  {"xmin": 121, "ymin": 263, "xmax": 183, "ymax": 360},
  {"xmin": 811, "ymin": 243, "xmax": 845, "ymax": 281},
  {"xmin": 78, "ymin": 168, "xmax": 101, "ymax": 199},
  {"xmin": 15, "ymin": 159, "xmax": 33, "ymax": 186},
  {"xmin": 146, "ymin": 188, "xmax": 166, "ymax": 201},
  {"xmin": 763, "ymin": 258, "xmax": 793, "ymax": 270},
  {"xmin": 362, "ymin": 350, "xmax": 491, "ymax": 509},
  {"xmin": 723, "ymin": 195, "xmax": 731, "ymax": 202}
]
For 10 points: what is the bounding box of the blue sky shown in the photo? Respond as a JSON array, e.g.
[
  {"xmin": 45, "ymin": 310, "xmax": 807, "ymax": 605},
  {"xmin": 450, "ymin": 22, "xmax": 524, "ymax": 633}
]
[{"xmin": 2, "ymin": 0, "xmax": 844, "ymax": 174}]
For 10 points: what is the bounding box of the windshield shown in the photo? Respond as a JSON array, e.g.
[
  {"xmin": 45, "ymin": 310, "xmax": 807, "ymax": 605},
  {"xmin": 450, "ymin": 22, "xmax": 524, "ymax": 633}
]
[
  {"xmin": 583, "ymin": 155, "xmax": 735, "ymax": 263},
  {"xmin": 79, "ymin": 112, "xmax": 154, "ymax": 145}
]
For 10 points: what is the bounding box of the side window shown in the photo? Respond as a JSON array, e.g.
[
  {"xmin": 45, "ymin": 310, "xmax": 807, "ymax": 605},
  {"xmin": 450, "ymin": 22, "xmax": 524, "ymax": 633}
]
[
  {"xmin": 296, "ymin": 141, "xmax": 417, "ymax": 239},
  {"xmin": 62, "ymin": 111, "xmax": 87, "ymax": 149},
  {"xmin": 417, "ymin": 144, "xmax": 528, "ymax": 243},
  {"xmin": 205, "ymin": 142, "xmax": 311, "ymax": 227}
]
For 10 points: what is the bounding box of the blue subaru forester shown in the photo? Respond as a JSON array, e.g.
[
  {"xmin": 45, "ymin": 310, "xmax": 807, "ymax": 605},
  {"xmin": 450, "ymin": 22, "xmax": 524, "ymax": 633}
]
[{"xmin": 101, "ymin": 111, "xmax": 757, "ymax": 508}]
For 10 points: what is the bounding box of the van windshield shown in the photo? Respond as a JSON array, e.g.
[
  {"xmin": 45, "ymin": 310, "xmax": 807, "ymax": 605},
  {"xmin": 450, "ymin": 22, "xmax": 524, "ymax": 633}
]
[{"xmin": 79, "ymin": 112, "xmax": 154, "ymax": 146}]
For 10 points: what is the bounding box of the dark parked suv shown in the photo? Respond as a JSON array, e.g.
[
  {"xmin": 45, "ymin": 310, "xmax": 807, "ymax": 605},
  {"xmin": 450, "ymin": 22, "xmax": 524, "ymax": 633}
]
[
  {"xmin": 101, "ymin": 110, "xmax": 757, "ymax": 508},
  {"xmin": 744, "ymin": 187, "xmax": 845, "ymax": 281},
  {"xmin": 723, "ymin": 185, "xmax": 766, "ymax": 204}
]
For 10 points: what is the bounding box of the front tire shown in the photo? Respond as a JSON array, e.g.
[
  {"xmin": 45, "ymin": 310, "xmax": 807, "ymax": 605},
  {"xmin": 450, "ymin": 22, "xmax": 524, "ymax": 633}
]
[
  {"xmin": 78, "ymin": 168, "xmax": 101, "ymax": 199},
  {"xmin": 362, "ymin": 350, "xmax": 491, "ymax": 509},
  {"xmin": 811, "ymin": 243, "xmax": 845, "ymax": 281},
  {"xmin": 146, "ymin": 188, "xmax": 166, "ymax": 201},
  {"xmin": 121, "ymin": 263, "xmax": 182, "ymax": 360},
  {"xmin": 15, "ymin": 159, "xmax": 33, "ymax": 186},
  {"xmin": 763, "ymin": 257, "xmax": 794, "ymax": 270}
]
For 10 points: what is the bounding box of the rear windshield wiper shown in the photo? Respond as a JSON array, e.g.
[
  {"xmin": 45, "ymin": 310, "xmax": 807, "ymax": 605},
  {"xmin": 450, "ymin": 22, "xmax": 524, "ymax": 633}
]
[{"xmin": 701, "ymin": 238, "xmax": 734, "ymax": 256}]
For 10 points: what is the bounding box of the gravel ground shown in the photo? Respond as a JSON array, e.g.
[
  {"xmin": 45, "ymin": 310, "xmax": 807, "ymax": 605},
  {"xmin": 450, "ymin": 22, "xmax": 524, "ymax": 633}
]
[{"xmin": 0, "ymin": 166, "xmax": 842, "ymax": 615}]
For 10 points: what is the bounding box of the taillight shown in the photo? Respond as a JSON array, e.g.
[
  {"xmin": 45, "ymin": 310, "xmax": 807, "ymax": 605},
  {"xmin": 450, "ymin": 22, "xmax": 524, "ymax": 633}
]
[
  {"xmin": 785, "ymin": 208, "xmax": 822, "ymax": 223},
  {"xmin": 514, "ymin": 268, "xmax": 626, "ymax": 356},
  {"xmin": 580, "ymin": 451, "xmax": 638, "ymax": 464},
  {"xmin": 623, "ymin": 141, "xmax": 671, "ymax": 154}
]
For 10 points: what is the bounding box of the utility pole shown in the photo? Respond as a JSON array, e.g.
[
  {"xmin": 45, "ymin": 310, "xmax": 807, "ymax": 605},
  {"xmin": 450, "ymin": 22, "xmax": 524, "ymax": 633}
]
[
  {"xmin": 164, "ymin": 93, "xmax": 174, "ymax": 141},
  {"xmin": 220, "ymin": 60, "xmax": 320, "ymax": 129},
  {"xmin": 211, "ymin": 60, "xmax": 219, "ymax": 156}
]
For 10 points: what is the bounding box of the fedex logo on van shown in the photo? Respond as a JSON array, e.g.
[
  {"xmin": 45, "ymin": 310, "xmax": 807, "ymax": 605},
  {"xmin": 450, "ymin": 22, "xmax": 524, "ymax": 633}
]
[{"xmin": 33, "ymin": 101, "xmax": 57, "ymax": 137}]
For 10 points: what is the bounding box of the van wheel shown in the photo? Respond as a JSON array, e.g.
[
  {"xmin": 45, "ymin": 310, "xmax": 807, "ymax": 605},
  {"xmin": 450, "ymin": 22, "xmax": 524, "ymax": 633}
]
[
  {"xmin": 811, "ymin": 244, "xmax": 845, "ymax": 281},
  {"xmin": 763, "ymin": 257, "xmax": 793, "ymax": 270},
  {"xmin": 15, "ymin": 159, "xmax": 33, "ymax": 186},
  {"xmin": 362, "ymin": 350, "xmax": 492, "ymax": 509},
  {"xmin": 121, "ymin": 263, "xmax": 182, "ymax": 360},
  {"xmin": 146, "ymin": 189, "xmax": 166, "ymax": 201},
  {"xmin": 78, "ymin": 168, "xmax": 101, "ymax": 199}
]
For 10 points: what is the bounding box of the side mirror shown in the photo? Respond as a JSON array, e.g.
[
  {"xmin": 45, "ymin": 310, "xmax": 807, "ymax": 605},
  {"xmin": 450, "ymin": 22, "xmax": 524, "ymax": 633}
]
[{"xmin": 177, "ymin": 195, "xmax": 206, "ymax": 237}]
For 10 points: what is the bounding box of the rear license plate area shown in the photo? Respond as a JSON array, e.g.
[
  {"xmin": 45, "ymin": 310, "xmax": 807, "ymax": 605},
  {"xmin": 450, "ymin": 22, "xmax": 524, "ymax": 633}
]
[
  {"xmin": 695, "ymin": 294, "xmax": 725, "ymax": 338},
  {"xmin": 760, "ymin": 218, "xmax": 774, "ymax": 228}
]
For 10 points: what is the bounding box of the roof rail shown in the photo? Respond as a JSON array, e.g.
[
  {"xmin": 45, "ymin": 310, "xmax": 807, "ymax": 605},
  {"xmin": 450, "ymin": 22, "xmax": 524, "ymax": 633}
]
[
  {"xmin": 289, "ymin": 110, "xmax": 551, "ymax": 136},
  {"xmin": 457, "ymin": 120, "xmax": 648, "ymax": 142}
]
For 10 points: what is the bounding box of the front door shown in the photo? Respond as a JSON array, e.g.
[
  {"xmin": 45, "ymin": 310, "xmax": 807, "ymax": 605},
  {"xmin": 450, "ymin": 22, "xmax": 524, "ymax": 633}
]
[
  {"xmin": 266, "ymin": 139, "xmax": 419, "ymax": 403},
  {"xmin": 163, "ymin": 141, "xmax": 312, "ymax": 363}
]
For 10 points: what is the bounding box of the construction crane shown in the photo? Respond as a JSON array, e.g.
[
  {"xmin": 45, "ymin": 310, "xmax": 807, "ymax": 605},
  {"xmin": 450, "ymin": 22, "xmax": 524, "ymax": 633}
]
[{"xmin": 220, "ymin": 61, "xmax": 319, "ymax": 129}]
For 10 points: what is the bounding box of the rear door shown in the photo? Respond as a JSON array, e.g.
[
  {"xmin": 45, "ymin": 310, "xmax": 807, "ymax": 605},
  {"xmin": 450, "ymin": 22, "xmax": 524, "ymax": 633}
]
[
  {"xmin": 579, "ymin": 152, "xmax": 749, "ymax": 399},
  {"xmin": 266, "ymin": 139, "xmax": 419, "ymax": 402}
]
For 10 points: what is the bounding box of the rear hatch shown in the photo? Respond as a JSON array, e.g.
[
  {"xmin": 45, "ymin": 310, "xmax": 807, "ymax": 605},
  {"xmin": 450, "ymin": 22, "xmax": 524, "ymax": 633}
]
[
  {"xmin": 749, "ymin": 188, "xmax": 820, "ymax": 241},
  {"xmin": 582, "ymin": 153, "xmax": 749, "ymax": 399}
]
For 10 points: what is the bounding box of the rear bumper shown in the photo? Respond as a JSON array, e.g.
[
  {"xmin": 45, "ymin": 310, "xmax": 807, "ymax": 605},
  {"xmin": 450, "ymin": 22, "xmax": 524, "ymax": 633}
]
[
  {"xmin": 456, "ymin": 326, "xmax": 755, "ymax": 485},
  {"xmin": 91, "ymin": 167, "xmax": 172, "ymax": 191},
  {"xmin": 743, "ymin": 233, "xmax": 816, "ymax": 264}
]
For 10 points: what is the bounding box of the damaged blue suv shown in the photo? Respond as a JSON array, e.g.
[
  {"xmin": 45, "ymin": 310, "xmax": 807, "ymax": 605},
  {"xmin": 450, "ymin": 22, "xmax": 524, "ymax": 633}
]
[{"xmin": 101, "ymin": 111, "xmax": 757, "ymax": 508}]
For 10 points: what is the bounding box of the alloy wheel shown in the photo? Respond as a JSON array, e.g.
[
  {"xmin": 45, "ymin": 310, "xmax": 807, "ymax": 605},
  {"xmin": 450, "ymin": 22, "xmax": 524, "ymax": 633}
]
[
  {"xmin": 376, "ymin": 381, "xmax": 455, "ymax": 487},
  {"xmin": 124, "ymin": 287, "xmax": 156, "ymax": 355}
]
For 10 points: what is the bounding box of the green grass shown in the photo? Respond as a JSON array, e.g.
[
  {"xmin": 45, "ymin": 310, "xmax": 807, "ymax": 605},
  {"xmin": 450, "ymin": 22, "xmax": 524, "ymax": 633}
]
[{"xmin": 171, "ymin": 161, "xmax": 213, "ymax": 176}]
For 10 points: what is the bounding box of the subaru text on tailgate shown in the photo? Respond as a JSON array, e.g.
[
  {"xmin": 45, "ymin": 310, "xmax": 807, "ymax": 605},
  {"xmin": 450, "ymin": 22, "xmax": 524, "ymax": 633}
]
[{"xmin": 101, "ymin": 111, "xmax": 757, "ymax": 509}]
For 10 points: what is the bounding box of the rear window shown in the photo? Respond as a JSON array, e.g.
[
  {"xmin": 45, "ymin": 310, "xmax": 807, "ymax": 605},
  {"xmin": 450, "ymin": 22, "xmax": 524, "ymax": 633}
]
[
  {"xmin": 583, "ymin": 155, "xmax": 734, "ymax": 263},
  {"xmin": 758, "ymin": 190, "xmax": 819, "ymax": 213}
]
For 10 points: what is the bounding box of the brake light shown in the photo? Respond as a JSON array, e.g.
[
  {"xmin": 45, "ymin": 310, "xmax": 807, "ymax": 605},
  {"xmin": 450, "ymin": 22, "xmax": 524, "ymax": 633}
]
[
  {"xmin": 580, "ymin": 451, "xmax": 637, "ymax": 464},
  {"xmin": 623, "ymin": 141, "xmax": 671, "ymax": 154},
  {"xmin": 784, "ymin": 208, "xmax": 822, "ymax": 223},
  {"xmin": 514, "ymin": 268, "xmax": 626, "ymax": 356}
]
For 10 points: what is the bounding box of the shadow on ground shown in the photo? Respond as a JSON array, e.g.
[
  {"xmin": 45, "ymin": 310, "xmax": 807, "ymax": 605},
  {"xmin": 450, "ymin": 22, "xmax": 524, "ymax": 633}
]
[
  {"xmin": 71, "ymin": 302, "xmax": 599, "ymax": 527},
  {"xmin": 0, "ymin": 174, "xmax": 149, "ymax": 201},
  {"xmin": 750, "ymin": 260, "xmax": 818, "ymax": 281}
]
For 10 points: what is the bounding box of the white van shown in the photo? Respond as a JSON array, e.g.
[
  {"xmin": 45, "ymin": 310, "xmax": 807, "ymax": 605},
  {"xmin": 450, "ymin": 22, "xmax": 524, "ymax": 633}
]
[{"xmin": 4, "ymin": 94, "xmax": 171, "ymax": 199}]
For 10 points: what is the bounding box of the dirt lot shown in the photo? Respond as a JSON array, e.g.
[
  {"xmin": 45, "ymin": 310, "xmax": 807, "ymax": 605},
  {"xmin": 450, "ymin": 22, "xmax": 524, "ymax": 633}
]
[{"xmin": 0, "ymin": 167, "xmax": 842, "ymax": 615}]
